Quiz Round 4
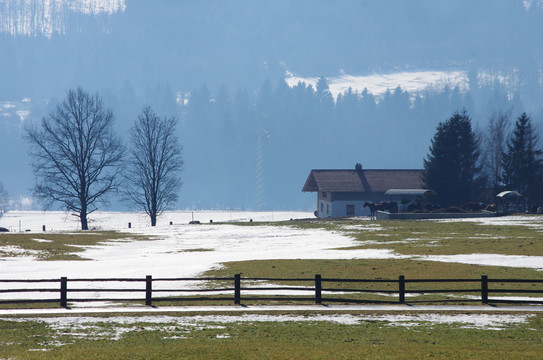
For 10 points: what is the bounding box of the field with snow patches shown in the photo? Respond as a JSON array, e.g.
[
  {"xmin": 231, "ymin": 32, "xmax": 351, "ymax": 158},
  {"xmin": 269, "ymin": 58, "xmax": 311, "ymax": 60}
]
[
  {"xmin": 1, "ymin": 211, "xmax": 543, "ymax": 358},
  {"xmin": 1, "ymin": 211, "xmax": 543, "ymax": 301}
]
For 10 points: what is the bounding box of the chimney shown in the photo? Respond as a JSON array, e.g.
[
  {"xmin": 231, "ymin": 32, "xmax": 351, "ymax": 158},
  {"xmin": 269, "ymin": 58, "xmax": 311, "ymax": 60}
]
[{"xmin": 355, "ymin": 163, "xmax": 363, "ymax": 172}]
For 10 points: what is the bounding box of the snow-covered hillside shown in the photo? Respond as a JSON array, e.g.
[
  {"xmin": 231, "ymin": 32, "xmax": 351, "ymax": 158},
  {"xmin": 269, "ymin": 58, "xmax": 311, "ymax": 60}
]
[{"xmin": 0, "ymin": 0, "xmax": 125, "ymax": 37}]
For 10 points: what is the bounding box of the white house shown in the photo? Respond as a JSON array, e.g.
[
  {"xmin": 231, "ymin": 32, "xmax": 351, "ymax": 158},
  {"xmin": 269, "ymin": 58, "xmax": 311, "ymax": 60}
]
[{"xmin": 302, "ymin": 164, "xmax": 424, "ymax": 218}]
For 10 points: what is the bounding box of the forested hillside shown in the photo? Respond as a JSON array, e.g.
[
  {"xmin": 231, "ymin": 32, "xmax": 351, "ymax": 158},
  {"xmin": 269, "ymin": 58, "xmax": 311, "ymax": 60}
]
[{"xmin": 1, "ymin": 0, "xmax": 542, "ymax": 210}]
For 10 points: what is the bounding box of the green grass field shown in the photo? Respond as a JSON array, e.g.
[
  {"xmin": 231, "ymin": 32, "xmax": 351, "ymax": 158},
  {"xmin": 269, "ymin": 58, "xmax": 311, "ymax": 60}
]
[
  {"xmin": 278, "ymin": 217, "xmax": 543, "ymax": 256},
  {"xmin": 1, "ymin": 217, "xmax": 543, "ymax": 358},
  {"xmin": 0, "ymin": 231, "xmax": 152, "ymax": 260},
  {"xmin": 0, "ymin": 311, "xmax": 541, "ymax": 359}
]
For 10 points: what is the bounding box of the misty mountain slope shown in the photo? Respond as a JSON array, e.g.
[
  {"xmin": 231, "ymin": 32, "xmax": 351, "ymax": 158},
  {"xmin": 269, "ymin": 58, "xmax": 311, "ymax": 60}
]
[
  {"xmin": 1, "ymin": 0, "xmax": 542, "ymax": 98},
  {"xmin": 1, "ymin": 1, "xmax": 543, "ymax": 210}
]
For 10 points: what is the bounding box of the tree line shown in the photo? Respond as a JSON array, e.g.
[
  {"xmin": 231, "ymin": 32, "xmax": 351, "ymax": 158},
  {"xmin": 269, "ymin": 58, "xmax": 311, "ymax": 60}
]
[
  {"xmin": 7, "ymin": 78, "xmax": 543, "ymax": 219},
  {"xmin": 423, "ymin": 110, "xmax": 543, "ymax": 208},
  {"xmin": 174, "ymin": 75, "xmax": 541, "ymax": 210},
  {"xmin": 24, "ymin": 88, "xmax": 183, "ymax": 230}
]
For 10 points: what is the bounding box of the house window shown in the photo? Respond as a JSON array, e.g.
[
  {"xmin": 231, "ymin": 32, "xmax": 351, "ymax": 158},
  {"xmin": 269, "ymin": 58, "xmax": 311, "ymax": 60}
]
[
  {"xmin": 346, "ymin": 204, "xmax": 355, "ymax": 216},
  {"xmin": 320, "ymin": 202, "xmax": 324, "ymax": 213},
  {"xmin": 321, "ymin": 192, "xmax": 327, "ymax": 199},
  {"xmin": 327, "ymin": 204, "xmax": 330, "ymax": 214}
]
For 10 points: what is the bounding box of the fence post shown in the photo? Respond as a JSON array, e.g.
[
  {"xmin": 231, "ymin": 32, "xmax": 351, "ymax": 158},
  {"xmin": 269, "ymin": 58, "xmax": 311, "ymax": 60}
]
[
  {"xmin": 399, "ymin": 275, "xmax": 405, "ymax": 304},
  {"xmin": 315, "ymin": 274, "xmax": 322, "ymax": 304},
  {"xmin": 234, "ymin": 274, "xmax": 241, "ymax": 305},
  {"xmin": 146, "ymin": 275, "xmax": 152, "ymax": 306},
  {"xmin": 60, "ymin": 277, "xmax": 67, "ymax": 308},
  {"xmin": 481, "ymin": 275, "xmax": 488, "ymax": 304}
]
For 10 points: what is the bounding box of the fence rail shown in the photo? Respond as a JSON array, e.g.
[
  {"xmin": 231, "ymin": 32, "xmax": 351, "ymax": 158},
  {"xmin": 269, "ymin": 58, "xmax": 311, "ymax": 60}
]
[{"xmin": 0, "ymin": 274, "xmax": 542, "ymax": 308}]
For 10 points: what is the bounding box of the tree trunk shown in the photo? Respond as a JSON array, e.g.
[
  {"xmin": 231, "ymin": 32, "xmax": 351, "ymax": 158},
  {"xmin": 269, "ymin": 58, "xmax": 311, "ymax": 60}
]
[
  {"xmin": 80, "ymin": 208, "xmax": 88, "ymax": 230},
  {"xmin": 150, "ymin": 197, "xmax": 157, "ymax": 226}
]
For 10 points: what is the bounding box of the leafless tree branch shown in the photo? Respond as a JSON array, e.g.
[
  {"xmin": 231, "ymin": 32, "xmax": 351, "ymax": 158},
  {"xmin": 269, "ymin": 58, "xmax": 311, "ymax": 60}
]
[
  {"xmin": 123, "ymin": 106, "xmax": 183, "ymax": 226},
  {"xmin": 24, "ymin": 88, "xmax": 124, "ymax": 230}
]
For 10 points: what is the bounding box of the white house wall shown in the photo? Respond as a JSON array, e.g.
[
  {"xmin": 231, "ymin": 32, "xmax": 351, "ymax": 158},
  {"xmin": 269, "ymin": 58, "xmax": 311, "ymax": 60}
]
[
  {"xmin": 318, "ymin": 200, "xmax": 332, "ymax": 218},
  {"xmin": 318, "ymin": 200, "xmax": 371, "ymax": 218}
]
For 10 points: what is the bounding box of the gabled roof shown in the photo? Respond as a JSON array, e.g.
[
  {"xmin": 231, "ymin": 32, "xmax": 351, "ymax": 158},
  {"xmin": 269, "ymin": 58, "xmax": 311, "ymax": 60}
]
[{"xmin": 302, "ymin": 169, "xmax": 424, "ymax": 193}]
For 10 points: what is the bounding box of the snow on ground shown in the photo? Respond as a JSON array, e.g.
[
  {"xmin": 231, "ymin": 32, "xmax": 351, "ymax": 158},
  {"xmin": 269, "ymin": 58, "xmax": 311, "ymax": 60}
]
[
  {"xmin": 285, "ymin": 70, "xmax": 468, "ymax": 100},
  {"xmin": 1, "ymin": 211, "xmax": 543, "ymax": 302},
  {"xmin": 0, "ymin": 211, "xmax": 403, "ymax": 300},
  {"xmin": 0, "ymin": 210, "xmax": 400, "ymax": 280},
  {"xmin": 433, "ymin": 215, "xmax": 543, "ymax": 230},
  {"xmin": 0, "ymin": 210, "xmax": 312, "ymax": 232},
  {"xmin": 1, "ymin": 306, "xmax": 537, "ymax": 349},
  {"xmin": 421, "ymin": 253, "xmax": 543, "ymax": 269},
  {"xmin": 3, "ymin": 312, "xmax": 532, "ymax": 334}
]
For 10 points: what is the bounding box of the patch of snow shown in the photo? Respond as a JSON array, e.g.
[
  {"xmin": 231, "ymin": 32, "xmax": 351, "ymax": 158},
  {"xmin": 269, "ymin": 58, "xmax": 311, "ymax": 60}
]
[
  {"xmin": 0, "ymin": 245, "xmax": 41, "ymax": 258},
  {"xmin": 462, "ymin": 295, "xmax": 543, "ymax": 302},
  {"xmin": 1, "ymin": 312, "xmax": 532, "ymax": 345},
  {"xmin": 433, "ymin": 215, "xmax": 543, "ymax": 229},
  {"xmin": 0, "ymin": 210, "xmax": 314, "ymax": 232},
  {"xmin": 286, "ymin": 70, "xmax": 469, "ymax": 100},
  {"xmin": 32, "ymin": 238, "xmax": 53, "ymax": 243},
  {"xmin": 16, "ymin": 110, "xmax": 29, "ymax": 122},
  {"xmin": 420, "ymin": 253, "xmax": 543, "ymax": 270},
  {"xmin": 341, "ymin": 224, "xmax": 383, "ymax": 231}
]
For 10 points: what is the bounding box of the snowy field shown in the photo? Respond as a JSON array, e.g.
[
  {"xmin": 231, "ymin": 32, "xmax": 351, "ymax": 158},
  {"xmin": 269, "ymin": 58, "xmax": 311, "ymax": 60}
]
[
  {"xmin": 0, "ymin": 210, "xmax": 392, "ymax": 301},
  {"xmin": 0, "ymin": 210, "xmax": 313, "ymax": 233},
  {"xmin": 1, "ymin": 211, "xmax": 543, "ymax": 303}
]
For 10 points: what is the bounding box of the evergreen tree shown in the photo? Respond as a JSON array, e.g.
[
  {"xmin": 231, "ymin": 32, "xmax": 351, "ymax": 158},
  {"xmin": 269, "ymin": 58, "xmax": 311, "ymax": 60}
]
[
  {"xmin": 423, "ymin": 111, "xmax": 482, "ymax": 206},
  {"xmin": 315, "ymin": 77, "xmax": 334, "ymax": 123},
  {"xmin": 501, "ymin": 112, "xmax": 543, "ymax": 205}
]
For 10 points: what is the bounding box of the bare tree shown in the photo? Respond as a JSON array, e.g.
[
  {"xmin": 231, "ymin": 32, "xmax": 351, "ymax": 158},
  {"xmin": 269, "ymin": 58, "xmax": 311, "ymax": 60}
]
[
  {"xmin": 124, "ymin": 106, "xmax": 183, "ymax": 226},
  {"xmin": 25, "ymin": 88, "xmax": 124, "ymax": 230},
  {"xmin": 483, "ymin": 109, "xmax": 512, "ymax": 192}
]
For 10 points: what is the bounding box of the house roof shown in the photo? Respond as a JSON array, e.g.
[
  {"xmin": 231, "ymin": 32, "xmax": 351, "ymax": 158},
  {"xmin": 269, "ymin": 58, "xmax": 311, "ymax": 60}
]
[{"xmin": 302, "ymin": 169, "xmax": 424, "ymax": 193}]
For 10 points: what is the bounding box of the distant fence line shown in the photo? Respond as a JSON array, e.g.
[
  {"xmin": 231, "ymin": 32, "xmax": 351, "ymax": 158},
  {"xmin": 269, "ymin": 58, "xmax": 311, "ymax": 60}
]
[{"xmin": 0, "ymin": 275, "xmax": 542, "ymax": 308}]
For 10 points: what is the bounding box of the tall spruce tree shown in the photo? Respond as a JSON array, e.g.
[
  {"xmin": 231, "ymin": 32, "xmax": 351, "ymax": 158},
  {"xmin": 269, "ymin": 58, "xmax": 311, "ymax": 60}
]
[
  {"xmin": 501, "ymin": 112, "xmax": 543, "ymax": 205},
  {"xmin": 423, "ymin": 110, "xmax": 482, "ymax": 206}
]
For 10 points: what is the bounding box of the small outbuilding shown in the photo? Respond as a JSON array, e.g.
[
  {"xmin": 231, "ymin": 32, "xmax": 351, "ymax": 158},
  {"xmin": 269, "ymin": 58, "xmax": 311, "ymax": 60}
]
[{"xmin": 302, "ymin": 164, "xmax": 424, "ymax": 218}]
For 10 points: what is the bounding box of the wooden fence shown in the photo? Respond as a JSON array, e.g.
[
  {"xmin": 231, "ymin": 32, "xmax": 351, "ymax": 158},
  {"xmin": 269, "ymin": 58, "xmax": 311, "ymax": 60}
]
[{"xmin": 0, "ymin": 275, "xmax": 542, "ymax": 308}]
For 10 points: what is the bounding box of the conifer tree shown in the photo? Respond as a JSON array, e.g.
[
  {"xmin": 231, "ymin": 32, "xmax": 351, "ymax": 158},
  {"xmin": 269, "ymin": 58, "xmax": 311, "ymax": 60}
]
[
  {"xmin": 423, "ymin": 110, "xmax": 482, "ymax": 206},
  {"xmin": 501, "ymin": 112, "xmax": 543, "ymax": 205}
]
